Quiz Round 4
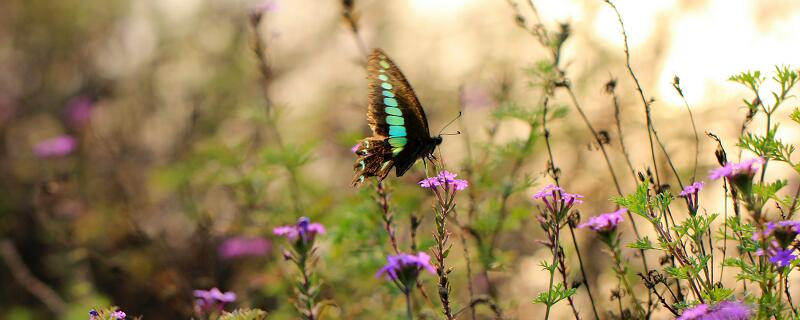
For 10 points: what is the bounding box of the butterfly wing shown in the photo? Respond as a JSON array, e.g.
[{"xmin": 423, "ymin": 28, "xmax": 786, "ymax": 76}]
[{"xmin": 352, "ymin": 49, "xmax": 433, "ymax": 186}]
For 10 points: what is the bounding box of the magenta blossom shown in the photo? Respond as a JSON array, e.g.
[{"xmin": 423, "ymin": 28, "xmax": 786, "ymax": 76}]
[
  {"xmin": 679, "ymin": 181, "xmax": 704, "ymax": 197},
  {"xmin": 579, "ymin": 208, "xmax": 625, "ymax": 233},
  {"xmin": 33, "ymin": 135, "xmax": 77, "ymax": 158},
  {"xmin": 273, "ymin": 217, "xmax": 325, "ymax": 244},
  {"xmin": 532, "ymin": 184, "xmax": 583, "ymax": 215},
  {"xmin": 680, "ymin": 181, "xmax": 704, "ymax": 214},
  {"xmin": 218, "ymin": 236, "xmax": 271, "ymax": 260},
  {"xmin": 110, "ymin": 310, "xmax": 126, "ymax": 320},
  {"xmin": 677, "ymin": 300, "xmax": 752, "ymax": 320},
  {"xmin": 376, "ymin": 252, "xmax": 436, "ymax": 289},
  {"xmin": 418, "ymin": 170, "xmax": 468, "ymax": 191},
  {"xmin": 194, "ymin": 287, "xmax": 236, "ymax": 315},
  {"xmin": 709, "ymin": 157, "xmax": 764, "ymax": 180}
]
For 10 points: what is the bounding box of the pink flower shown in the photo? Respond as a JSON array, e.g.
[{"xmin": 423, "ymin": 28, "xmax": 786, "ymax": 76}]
[
  {"xmin": 579, "ymin": 208, "xmax": 625, "ymax": 233},
  {"xmin": 677, "ymin": 301, "xmax": 751, "ymax": 320},
  {"xmin": 218, "ymin": 236, "xmax": 271, "ymax": 260},
  {"xmin": 33, "ymin": 135, "xmax": 77, "ymax": 158},
  {"xmin": 376, "ymin": 252, "xmax": 436, "ymax": 281},
  {"xmin": 532, "ymin": 184, "xmax": 583, "ymax": 214},
  {"xmin": 709, "ymin": 158, "xmax": 764, "ymax": 180},
  {"xmin": 273, "ymin": 217, "xmax": 325, "ymax": 244},
  {"xmin": 418, "ymin": 170, "xmax": 469, "ymax": 191}
]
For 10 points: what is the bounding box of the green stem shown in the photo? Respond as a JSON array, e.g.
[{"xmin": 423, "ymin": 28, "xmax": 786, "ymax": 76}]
[
  {"xmin": 405, "ymin": 289, "xmax": 414, "ymax": 320},
  {"xmin": 543, "ymin": 228, "xmax": 560, "ymax": 320}
]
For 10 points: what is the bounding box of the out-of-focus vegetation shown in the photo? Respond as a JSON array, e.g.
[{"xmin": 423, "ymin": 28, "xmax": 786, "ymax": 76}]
[{"xmin": 3, "ymin": 0, "xmax": 800, "ymax": 319}]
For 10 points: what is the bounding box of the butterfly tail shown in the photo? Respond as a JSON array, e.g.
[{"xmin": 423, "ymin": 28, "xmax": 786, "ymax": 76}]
[{"xmin": 352, "ymin": 138, "xmax": 395, "ymax": 187}]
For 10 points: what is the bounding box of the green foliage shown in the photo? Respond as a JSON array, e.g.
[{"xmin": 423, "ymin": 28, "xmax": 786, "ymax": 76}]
[
  {"xmin": 221, "ymin": 309, "xmax": 269, "ymax": 320},
  {"xmin": 612, "ymin": 182, "xmax": 656, "ymax": 222},
  {"xmin": 532, "ymin": 283, "xmax": 576, "ymax": 307},
  {"xmin": 627, "ymin": 236, "xmax": 658, "ymax": 251},
  {"xmin": 739, "ymin": 126, "xmax": 795, "ymax": 163}
]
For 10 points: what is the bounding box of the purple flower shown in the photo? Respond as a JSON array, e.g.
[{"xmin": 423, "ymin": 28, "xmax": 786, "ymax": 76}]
[
  {"xmin": 709, "ymin": 157, "xmax": 764, "ymax": 180},
  {"xmin": 680, "ymin": 181, "xmax": 704, "ymax": 214},
  {"xmin": 678, "ymin": 301, "xmax": 751, "ymax": 320},
  {"xmin": 679, "ymin": 181, "xmax": 704, "ymax": 197},
  {"xmin": 273, "ymin": 217, "xmax": 325, "ymax": 244},
  {"xmin": 194, "ymin": 288, "xmax": 236, "ymax": 314},
  {"xmin": 753, "ymin": 221, "xmax": 800, "ymax": 240},
  {"xmin": 89, "ymin": 309, "xmax": 99, "ymax": 320},
  {"xmin": 65, "ymin": 95, "xmax": 94, "ymax": 128},
  {"xmin": 769, "ymin": 248, "xmax": 796, "ymax": 267},
  {"xmin": 218, "ymin": 236, "xmax": 271, "ymax": 260},
  {"xmin": 532, "ymin": 184, "xmax": 583, "ymax": 215},
  {"xmin": 418, "ymin": 177, "xmax": 442, "ymax": 188},
  {"xmin": 33, "ymin": 135, "xmax": 77, "ymax": 158},
  {"xmin": 677, "ymin": 304, "xmax": 709, "ymax": 320},
  {"xmin": 111, "ymin": 310, "xmax": 126, "ymax": 320},
  {"xmin": 418, "ymin": 170, "xmax": 469, "ymax": 191},
  {"xmin": 376, "ymin": 252, "xmax": 436, "ymax": 287},
  {"xmin": 579, "ymin": 208, "xmax": 625, "ymax": 233}
]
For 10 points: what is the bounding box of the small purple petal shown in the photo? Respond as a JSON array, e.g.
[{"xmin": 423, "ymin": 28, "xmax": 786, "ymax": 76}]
[{"xmin": 34, "ymin": 135, "xmax": 77, "ymax": 158}]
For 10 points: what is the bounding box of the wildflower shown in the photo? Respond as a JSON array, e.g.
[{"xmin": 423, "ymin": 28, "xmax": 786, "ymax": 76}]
[
  {"xmin": 273, "ymin": 217, "xmax": 325, "ymax": 246},
  {"xmin": 194, "ymin": 288, "xmax": 236, "ymax": 314},
  {"xmin": 532, "ymin": 184, "xmax": 583, "ymax": 216},
  {"xmin": 89, "ymin": 309, "xmax": 99, "ymax": 320},
  {"xmin": 110, "ymin": 310, "xmax": 126, "ymax": 320},
  {"xmin": 708, "ymin": 157, "xmax": 764, "ymax": 180},
  {"xmin": 33, "ymin": 135, "xmax": 77, "ymax": 158},
  {"xmin": 677, "ymin": 300, "xmax": 752, "ymax": 320},
  {"xmin": 769, "ymin": 248, "xmax": 797, "ymax": 267},
  {"xmin": 218, "ymin": 236, "xmax": 271, "ymax": 260},
  {"xmin": 418, "ymin": 170, "xmax": 469, "ymax": 191},
  {"xmin": 679, "ymin": 181, "xmax": 704, "ymax": 215},
  {"xmin": 376, "ymin": 252, "xmax": 436, "ymax": 289},
  {"xmin": 65, "ymin": 95, "xmax": 93, "ymax": 128},
  {"xmin": 579, "ymin": 208, "xmax": 625, "ymax": 233},
  {"xmin": 679, "ymin": 181, "xmax": 704, "ymax": 197}
]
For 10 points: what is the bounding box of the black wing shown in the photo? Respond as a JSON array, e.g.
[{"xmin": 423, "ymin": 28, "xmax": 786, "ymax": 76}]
[{"xmin": 353, "ymin": 49, "xmax": 432, "ymax": 186}]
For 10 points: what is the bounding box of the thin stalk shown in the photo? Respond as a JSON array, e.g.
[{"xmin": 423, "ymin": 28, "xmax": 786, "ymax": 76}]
[
  {"xmin": 405, "ymin": 290, "xmax": 414, "ymax": 320},
  {"xmin": 543, "ymin": 98, "xmax": 599, "ymax": 320}
]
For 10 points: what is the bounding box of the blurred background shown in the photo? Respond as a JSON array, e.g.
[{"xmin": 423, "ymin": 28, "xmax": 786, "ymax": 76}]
[{"xmin": 2, "ymin": 0, "xmax": 800, "ymax": 319}]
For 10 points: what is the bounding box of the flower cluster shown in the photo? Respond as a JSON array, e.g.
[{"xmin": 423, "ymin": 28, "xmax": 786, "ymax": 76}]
[
  {"xmin": 218, "ymin": 236, "xmax": 271, "ymax": 260},
  {"xmin": 679, "ymin": 181, "xmax": 704, "ymax": 214},
  {"xmin": 376, "ymin": 252, "xmax": 436, "ymax": 289},
  {"xmin": 418, "ymin": 170, "xmax": 468, "ymax": 191},
  {"xmin": 579, "ymin": 208, "xmax": 625, "ymax": 233},
  {"xmin": 708, "ymin": 157, "xmax": 764, "ymax": 181},
  {"xmin": 88, "ymin": 309, "xmax": 126, "ymax": 320},
  {"xmin": 194, "ymin": 288, "xmax": 236, "ymax": 315},
  {"xmin": 532, "ymin": 184, "xmax": 583, "ymax": 216},
  {"xmin": 753, "ymin": 221, "xmax": 800, "ymax": 268},
  {"xmin": 677, "ymin": 300, "xmax": 752, "ymax": 320},
  {"xmin": 273, "ymin": 217, "xmax": 326, "ymax": 246}
]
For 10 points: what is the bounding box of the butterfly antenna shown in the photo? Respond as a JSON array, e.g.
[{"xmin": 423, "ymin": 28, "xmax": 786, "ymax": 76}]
[{"xmin": 438, "ymin": 111, "xmax": 462, "ymax": 136}]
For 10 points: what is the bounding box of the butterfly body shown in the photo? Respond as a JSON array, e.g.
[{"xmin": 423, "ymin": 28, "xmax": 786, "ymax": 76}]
[{"xmin": 352, "ymin": 49, "xmax": 441, "ymax": 187}]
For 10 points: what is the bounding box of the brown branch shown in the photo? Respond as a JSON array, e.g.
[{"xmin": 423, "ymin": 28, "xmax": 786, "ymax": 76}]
[{"xmin": 0, "ymin": 239, "xmax": 66, "ymax": 314}]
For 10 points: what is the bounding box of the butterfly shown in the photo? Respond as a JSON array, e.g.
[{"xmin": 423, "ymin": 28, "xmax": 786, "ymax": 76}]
[{"xmin": 352, "ymin": 49, "xmax": 442, "ymax": 187}]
